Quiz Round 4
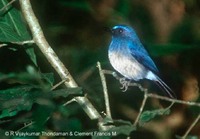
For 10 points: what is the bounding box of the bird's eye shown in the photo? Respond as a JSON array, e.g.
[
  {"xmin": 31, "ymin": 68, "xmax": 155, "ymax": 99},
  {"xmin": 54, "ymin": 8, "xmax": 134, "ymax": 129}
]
[{"xmin": 118, "ymin": 29, "xmax": 123, "ymax": 33}]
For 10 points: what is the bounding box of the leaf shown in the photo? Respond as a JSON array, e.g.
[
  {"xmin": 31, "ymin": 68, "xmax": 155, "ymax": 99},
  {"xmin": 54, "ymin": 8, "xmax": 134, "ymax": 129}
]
[
  {"xmin": 0, "ymin": 85, "xmax": 36, "ymax": 118},
  {"xmin": 0, "ymin": 0, "xmax": 31, "ymax": 42},
  {"xmin": 94, "ymin": 119, "xmax": 136, "ymax": 139},
  {"xmin": 32, "ymin": 104, "xmax": 55, "ymax": 127},
  {"xmin": 108, "ymin": 125, "xmax": 135, "ymax": 136},
  {"xmin": 0, "ymin": 81, "xmax": 82, "ymax": 119},
  {"xmin": 0, "ymin": 22, "xmax": 21, "ymax": 42},
  {"xmin": 139, "ymin": 108, "xmax": 170, "ymax": 124},
  {"xmin": 24, "ymin": 46, "xmax": 38, "ymax": 66},
  {"xmin": 52, "ymin": 87, "xmax": 83, "ymax": 97},
  {"xmin": 0, "ymin": 69, "xmax": 54, "ymax": 89},
  {"xmin": 41, "ymin": 72, "xmax": 55, "ymax": 87},
  {"xmin": 0, "ymin": 0, "xmax": 37, "ymax": 66}
]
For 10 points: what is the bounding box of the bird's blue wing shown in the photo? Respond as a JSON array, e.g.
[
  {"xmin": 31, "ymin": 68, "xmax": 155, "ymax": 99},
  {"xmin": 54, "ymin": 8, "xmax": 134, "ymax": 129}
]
[{"xmin": 128, "ymin": 41, "xmax": 159, "ymax": 74}]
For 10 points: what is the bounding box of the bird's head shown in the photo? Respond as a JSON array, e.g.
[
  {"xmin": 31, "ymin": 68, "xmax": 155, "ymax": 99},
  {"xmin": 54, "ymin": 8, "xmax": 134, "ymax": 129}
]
[{"xmin": 111, "ymin": 25, "xmax": 139, "ymax": 40}]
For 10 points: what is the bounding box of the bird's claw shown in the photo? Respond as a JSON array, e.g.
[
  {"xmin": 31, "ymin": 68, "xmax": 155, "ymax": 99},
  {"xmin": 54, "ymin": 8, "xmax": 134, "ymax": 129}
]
[{"xmin": 119, "ymin": 78, "xmax": 131, "ymax": 92}]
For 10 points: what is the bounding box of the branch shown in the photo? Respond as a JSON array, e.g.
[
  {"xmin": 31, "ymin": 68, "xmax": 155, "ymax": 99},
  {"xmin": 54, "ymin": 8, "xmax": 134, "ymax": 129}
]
[
  {"xmin": 0, "ymin": 0, "xmax": 16, "ymax": 12},
  {"xmin": 97, "ymin": 62, "xmax": 112, "ymax": 119},
  {"xmin": 103, "ymin": 69, "xmax": 200, "ymax": 138},
  {"xmin": 147, "ymin": 93, "xmax": 200, "ymax": 107},
  {"xmin": 104, "ymin": 69, "xmax": 200, "ymax": 107},
  {"xmin": 19, "ymin": 0, "xmax": 101, "ymax": 120},
  {"xmin": 134, "ymin": 90, "xmax": 148, "ymax": 126},
  {"xmin": 0, "ymin": 40, "xmax": 34, "ymax": 48},
  {"xmin": 0, "ymin": 43, "xmax": 7, "ymax": 48},
  {"xmin": 12, "ymin": 40, "xmax": 35, "ymax": 45},
  {"xmin": 181, "ymin": 114, "xmax": 200, "ymax": 139}
]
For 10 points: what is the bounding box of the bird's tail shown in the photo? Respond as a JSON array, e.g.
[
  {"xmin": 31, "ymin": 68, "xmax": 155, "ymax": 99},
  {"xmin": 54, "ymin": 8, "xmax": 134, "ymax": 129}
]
[{"xmin": 154, "ymin": 76, "xmax": 176, "ymax": 98}]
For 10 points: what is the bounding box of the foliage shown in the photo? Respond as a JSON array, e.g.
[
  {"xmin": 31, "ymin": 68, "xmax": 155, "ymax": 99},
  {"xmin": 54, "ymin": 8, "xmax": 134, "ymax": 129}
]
[{"xmin": 0, "ymin": 0, "xmax": 200, "ymax": 139}]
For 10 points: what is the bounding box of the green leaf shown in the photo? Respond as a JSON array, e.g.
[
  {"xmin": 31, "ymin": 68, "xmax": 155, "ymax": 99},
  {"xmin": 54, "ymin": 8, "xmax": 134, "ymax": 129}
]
[
  {"xmin": 41, "ymin": 72, "xmax": 54, "ymax": 87},
  {"xmin": 0, "ymin": 69, "xmax": 54, "ymax": 89},
  {"xmin": 32, "ymin": 104, "xmax": 55, "ymax": 127},
  {"xmin": 0, "ymin": 0, "xmax": 31, "ymax": 42},
  {"xmin": 24, "ymin": 46, "xmax": 38, "ymax": 66},
  {"xmin": 0, "ymin": 85, "xmax": 36, "ymax": 118},
  {"xmin": 0, "ymin": 22, "xmax": 21, "ymax": 42},
  {"xmin": 52, "ymin": 87, "xmax": 83, "ymax": 97},
  {"xmin": 0, "ymin": 74, "xmax": 82, "ymax": 119},
  {"xmin": 139, "ymin": 108, "xmax": 170, "ymax": 124},
  {"xmin": 0, "ymin": 0, "xmax": 37, "ymax": 66},
  {"xmin": 108, "ymin": 125, "xmax": 135, "ymax": 136},
  {"xmin": 94, "ymin": 119, "xmax": 135, "ymax": 139}
]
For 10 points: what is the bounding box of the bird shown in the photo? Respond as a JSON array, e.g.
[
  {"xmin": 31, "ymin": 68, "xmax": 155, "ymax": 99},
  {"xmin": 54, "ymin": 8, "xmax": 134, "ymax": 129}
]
[{"xmin": 108, "ymin": 25, "xmax": 176, "ymax": 98}]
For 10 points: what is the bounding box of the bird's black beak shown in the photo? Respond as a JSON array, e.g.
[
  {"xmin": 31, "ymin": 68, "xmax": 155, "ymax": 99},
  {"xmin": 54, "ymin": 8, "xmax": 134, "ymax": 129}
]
[{"xmin": 104, "ymin": 27, "xmax": 113, "ymax": 34}]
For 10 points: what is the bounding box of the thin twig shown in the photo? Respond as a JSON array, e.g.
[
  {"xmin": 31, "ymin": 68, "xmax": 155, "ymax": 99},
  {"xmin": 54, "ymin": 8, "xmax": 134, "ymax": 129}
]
[
  {"xmin": 103, "ymin": 69, "xmax": 150, "ymax": 126},
  {"xmin": 17, "ymin": 121, "xmax": 35, "ymax": 131},
  {"xmin": 12, "ymin": 40, "xmax": 35, "ymax": 45},
  {"xmin": 97, "ymin": 62, "xmax": 112, "ymax": 119},
  {"xmin": 19, "ymin": 0, "xmax": 101, "ymax": 120},
  {"xmin": 0, "ymin": 44, "xmax": 7, "ymax": 48},
  {"xmin": 104, "ymin": 69, "xmax": 200, "ymax": 107},
  {"xmin": 0, "ymin": 40, "xmax": 34, "ymax": 48},
  {"xmin": 0, "ymin": 0, "xmax": 16, "ymax": 12},
  {"xmin": 181, "ymin": 114, "xmax": 200, "ymax": 139},
  {"xmin": 147, "ymin": 93, "xmax": 200, "ymax": 107},
  {"xmin": 51, "ymin": 79, "xmax": 67, "ymax": 91},
  {"xmin": 134, "ymin": 90, "xmax": 148, "ymax": 126},
  {"xmin": 63, "ymin": 98, "xmax": 76, "ymax": 106}
]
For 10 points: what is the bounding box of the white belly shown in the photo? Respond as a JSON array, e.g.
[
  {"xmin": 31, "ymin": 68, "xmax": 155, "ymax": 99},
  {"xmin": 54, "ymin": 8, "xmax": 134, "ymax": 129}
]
[{"xmin": 108, "ymin": 51, "xmax": 146, "ymax": 80}]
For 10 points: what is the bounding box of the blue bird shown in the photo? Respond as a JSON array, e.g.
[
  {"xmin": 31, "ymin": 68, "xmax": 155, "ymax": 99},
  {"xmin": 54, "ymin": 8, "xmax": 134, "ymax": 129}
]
[{"xmin": 108, "ymin": 25, "xmax": 176, "ymax": 98}]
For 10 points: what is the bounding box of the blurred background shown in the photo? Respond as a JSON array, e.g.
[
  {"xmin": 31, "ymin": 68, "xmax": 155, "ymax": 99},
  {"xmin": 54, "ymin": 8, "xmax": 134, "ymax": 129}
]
[
  {"xmin": 1, "ymin": 0, "xmax": 200, "ymax": 138},
  {"xmin": 31, "ymin": 0, "xmax": 200, "ymax": 138}
]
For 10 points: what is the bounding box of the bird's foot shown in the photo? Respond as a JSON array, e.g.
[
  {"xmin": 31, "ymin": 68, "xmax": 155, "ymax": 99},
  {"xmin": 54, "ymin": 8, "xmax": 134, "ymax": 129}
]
[{"xmin": 119, "ymin": 78, "xmax": 131, "ymax": 92}]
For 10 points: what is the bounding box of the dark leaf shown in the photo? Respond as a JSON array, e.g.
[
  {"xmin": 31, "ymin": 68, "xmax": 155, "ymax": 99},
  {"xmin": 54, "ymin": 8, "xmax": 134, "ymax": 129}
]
[
  {"xmin": 24, "ymin": 46, "xmax": 38, "ymax": 67},
  {"xmin": 52, "ymin": 87, "xmax": 83, "ymax": 97},
  {"xmin": 95, "ymin": 119, "xmax": 136, "ymax": 139},
  {"xmin": 0, "ymin": 85, "xmax": 38, "ymax": 118},
  {"xmin": 0, "ymin": 0, "xmax": 37, "ymax": 66},
  {"xmin": 139, "ymin": 108, "xmax": 170, "ymax": 124},
  {"xmin": 0, "ymin": 0, "xmax": 31, "ymax": 42},
  {"xmin": 0, "ymin": 69, "xmax": 54, "ymax": 89},
  {"xmin": 41, "ymin": 72, "xmax": 55, "ymax": 87}
]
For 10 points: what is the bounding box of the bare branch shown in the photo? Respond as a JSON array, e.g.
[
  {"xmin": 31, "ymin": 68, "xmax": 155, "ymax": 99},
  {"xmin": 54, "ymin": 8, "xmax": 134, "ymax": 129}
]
[
  {"xmin": 0, "ymin": 40, "xmax": 34, "ymax": 48},
  {"xmin": 63, "ymin": 98, "xmax": 76, "ymax": 106},
  {"xmin": 147, "ymin": 93, "xmax": 200, "ymax": 107},
  {"xmin": 181, "ymin": 114, "xmax": 200, "ymax": 139},
  {"xmin": 19, "ymin": 0, "xmax": 101, "ymax": 120},
  {"xmin": 12, "ymin": 40, "xmax": 35, "ymax": 45},
  {"xmin": 0, "ymin": 0, "xmax": 17, "ymax": 13},
  {"xmin": 17, "ymin": 121, "xmax": 35, "ymax": 131},
  {"xmin": 97, "ymin": 62, "xmax": 112, "ymax": 119},
  {"xmin": 104, "ymin": 69, "xmax": 200, "ymax": 107},
  {"xmin": 51, "ymin": 79, "xmax": 67, "ymax": 91},
  {"xmin": 0, "ymin": 44, "xmax": 7, "ymax": 48},
  {"xmin": 134, "ymin": 90, "xmax": 148, "ymax": 126}
]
